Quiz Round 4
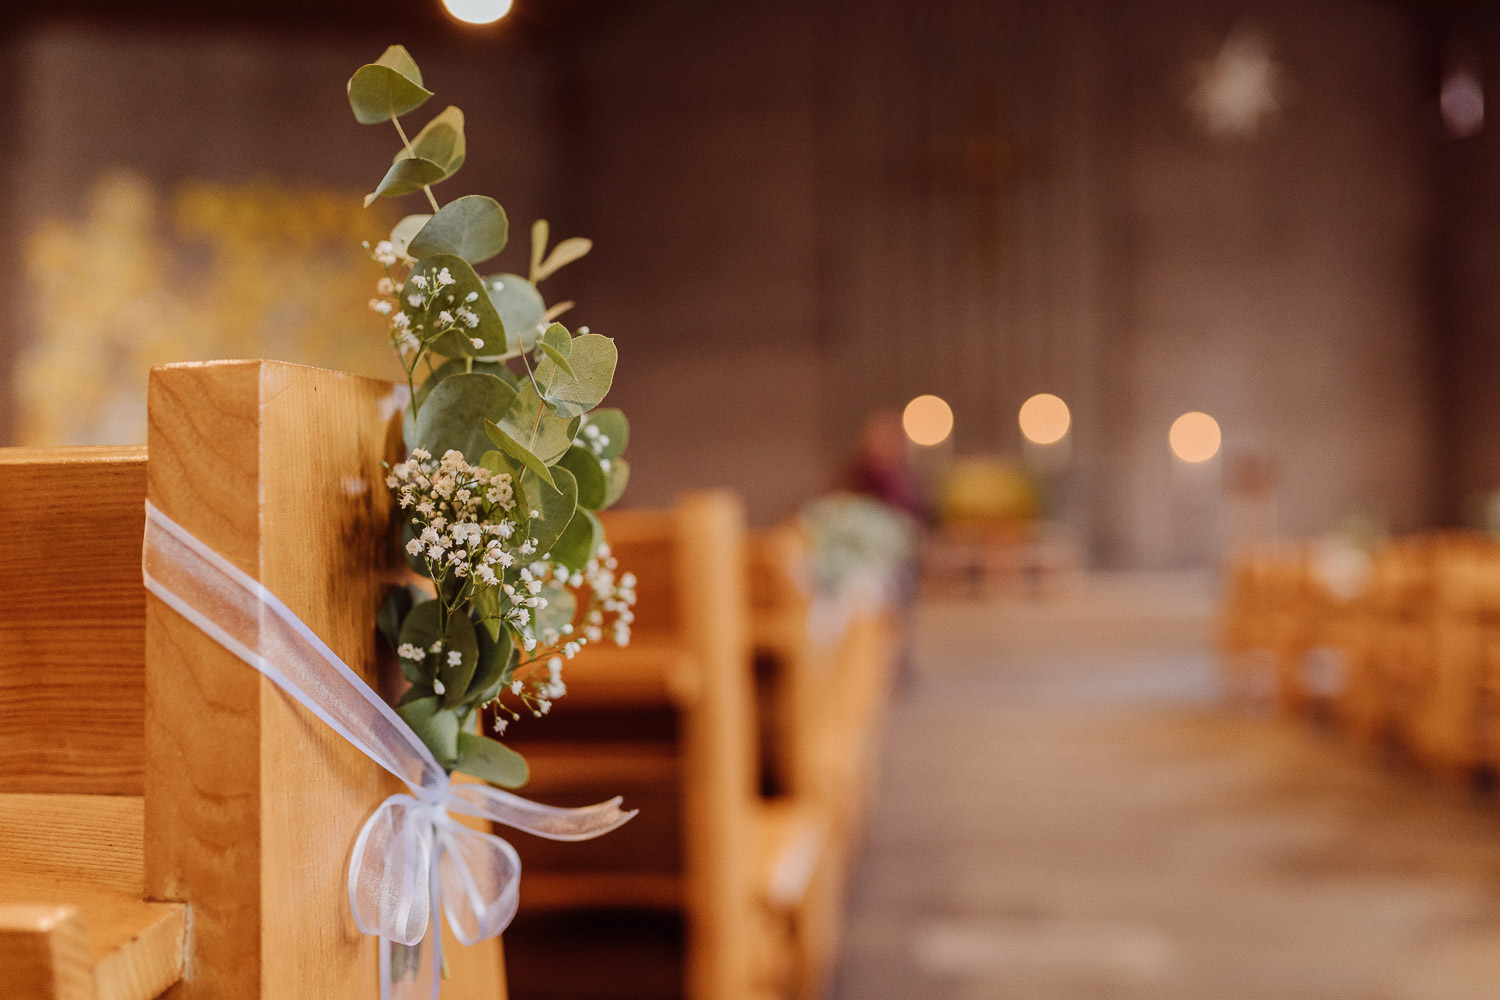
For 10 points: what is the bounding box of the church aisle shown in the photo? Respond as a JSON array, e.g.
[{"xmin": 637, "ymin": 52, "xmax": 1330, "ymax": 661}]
[{"xmin": 831, "ymin": 577, "xmax": 1500, "ymax": 1000}]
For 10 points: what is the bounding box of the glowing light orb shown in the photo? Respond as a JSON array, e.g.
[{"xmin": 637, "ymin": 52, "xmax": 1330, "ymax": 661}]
[
  {"xmin": 1170, "ymin": 411, "xmax": 1222, "ymax": 463},
  {"xmin": 1018, "ymin": 393, "xmax": 1071, "ymax": 445},
  {"xmin": 441, "ymin": 0, "xmax": 514, "ymax": 25},
  {"xmin": 903, "ymin": 395, "xmax": 954, "ymax": 447}
]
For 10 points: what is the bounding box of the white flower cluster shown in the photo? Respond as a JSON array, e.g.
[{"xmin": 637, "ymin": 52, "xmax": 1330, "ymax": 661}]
[
  {"xmin": 574, "ymin": 420, "xmax": 615, "ymax": 472},
  {"xmin": 365, "ymin": 245, "xmax": 489, "ymax": 358},
  {"xmin": 388, "ymin": 446, "xmax": 526, "ymax": 593}
]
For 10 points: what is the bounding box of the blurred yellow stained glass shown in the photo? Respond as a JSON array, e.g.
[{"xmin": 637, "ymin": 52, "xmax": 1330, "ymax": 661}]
[{"xmin": 19, "ymin": 170, "xmax": 402, "ymax": 446}]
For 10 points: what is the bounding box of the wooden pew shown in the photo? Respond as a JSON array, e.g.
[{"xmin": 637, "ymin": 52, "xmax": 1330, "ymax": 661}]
[
  {"xmin": 746, "ymin": 527, "xmax": 898, "ymax": 1000},
  {"xmin": 502, "ymin": 495, "xmax": 835, "ymax": 1000},
  {"xmin": 0, "ymin": 361, "xmax": 506, "ymax": 999}
]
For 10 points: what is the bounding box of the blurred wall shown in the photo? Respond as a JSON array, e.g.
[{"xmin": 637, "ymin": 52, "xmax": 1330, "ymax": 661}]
[{"xmin": 0, "ymin": 1, "xmax": 1464, "ymax": 568}]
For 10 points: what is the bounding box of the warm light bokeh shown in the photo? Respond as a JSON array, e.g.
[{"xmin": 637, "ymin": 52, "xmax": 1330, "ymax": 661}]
[
  {"xmin": 903, "ymin": 394, "xmax": 954, "ymax": 446},
  {"xmin": 441, "ymin": 0, "xmax": 514, "ymax": 25},
  {"xmin": 1018, "ymin": 393, "xmax": 1071, "ymax": 445},
  {"xmin": 1169, "ymin": 411, "xmax": 1222, "ymax": 463}
]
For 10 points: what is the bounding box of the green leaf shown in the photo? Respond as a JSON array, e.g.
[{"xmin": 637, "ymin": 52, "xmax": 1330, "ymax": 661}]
[
  {"xmin": 396, "ymin": 697, "xmax": 459, "ymax": 766},
  {"xmin": 481, "ymin": 274, "xmax": 547, "ymax": 356},
  {"xmin": 520, "ymin": 466, "xmax": 578, "ymax": 553},
  {"xmin": 402, "ymin": 254, "xmax": 506, "ymax": 358},
  {"xmin": 469, "ymin": 628, "xmax": 517, "ymax": 703},
  {"xmin": 553, "ymin": 507, "xmax": 601, "ymax": 572},
  {"xmin": 496, "ymin": 380, "xmax": 574, "ymax": 465},
  {"xmin": 558, "ymin": 445, "xmax": 606, "ymax": 510},
  {"xmin": 365, "ymin": 155, "xmax": 447, "ymax": 206},
  {"xmin": 537, "ymin": 323, "xmax": 575, "ymax": 378},
  {"xmin": 485, "ymin": 421, "xmax": 556, "ymax": 490},
  {"xmin": 348, "ymin": 58, "xmax": 433, "ymax": 125},
  {"xmin": 435, "ymin": 610, "xmax": 480, "ymax": 709},
  {"xmin": 413, "ymin": 357, "xmax": 519, "ymax": 419},
  {"xmin": 533, "ymin": 584, "xmax": 577, "ymax": 639},
  {"xmin": 409, "ymin": 195, "xmax": 508, "ymax": 265},
  {"xmin": 455, "ymin": 731, "xmax": 529, "ymax": 788},
  {"xmin": 396, "ymin": 599, "xmax": 444, "ymax": 684},
  {"xmin": 407, "ymin": 106, "xmax": 466, "ymax": 176},
  {"xmin": 377, "ymin": 586, "xmax": 415, "ymax": 650},
  {"xmin": 472, "ymin": 582, "xmax": 504, "ymax": 642},
  {"xmin": 535, "ymin": 334, "xmax": 617, "ymax": 419},
  {"xmin": 529, "ymin": 219, "xmax": 549, "ymax": 281},
  {"xmin": 601, "ymin": 457, "xmax": 630, "ymax": 509},
  {"xmin": 534, "ymin": 236, "xmax": 593, "ymax": 282},
  {"xmin": 376, "ymin": 45, "xmax": 423, "ymax": 86},
  {"xmin": 389, "ymin": 214, "xmax": 431, "ymax": 260},
  {"xmin": 582, "ymin": 408, "xmax": 629, "ymax": 460},
  {"xmin": 413, "ymin": 372, "xmax": 518, "ymax": 464}
]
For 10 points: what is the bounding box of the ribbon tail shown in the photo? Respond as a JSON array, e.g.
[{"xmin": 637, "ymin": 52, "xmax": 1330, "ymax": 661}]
[{"xmin": 446, "ymin": 783, "xmax": 637, "ymax": 841}]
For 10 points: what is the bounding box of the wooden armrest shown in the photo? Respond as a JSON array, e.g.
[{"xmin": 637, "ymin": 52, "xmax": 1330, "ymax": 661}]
[
  {"xmin": 756, "ymin": 799, "xmax": 830, "ymax": 913},
  {"xmin": 0, "ymin": 795, "xmax": 185, "ymax": 1000}
]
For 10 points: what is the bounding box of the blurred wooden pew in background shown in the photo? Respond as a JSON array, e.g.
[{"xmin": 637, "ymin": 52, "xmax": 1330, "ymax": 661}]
[{"xmin": 503, "ymin": 498, "xmax": 901, "ymax": 1000}]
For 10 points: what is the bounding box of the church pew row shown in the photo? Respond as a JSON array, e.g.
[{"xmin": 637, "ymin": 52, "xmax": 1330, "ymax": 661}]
[
  {"xmin": 0, "ymin": 362, "xmax": 506, "ymax": 1000},
  {"xmin": 502, "ymin": 504, "xmax": 899, "ymax": 1000},
  {"xmin": 1222, "ymin": 533, "xmax": 1500, "ymax": 780}
]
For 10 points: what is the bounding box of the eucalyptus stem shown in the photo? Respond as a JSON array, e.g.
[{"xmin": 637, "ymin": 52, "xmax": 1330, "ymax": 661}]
[{"xmin": 391, "ymin": 115, "xmax": 442, "ymax": 213}]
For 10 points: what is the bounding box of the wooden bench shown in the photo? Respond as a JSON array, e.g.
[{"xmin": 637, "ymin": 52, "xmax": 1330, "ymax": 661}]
[
  {"xmin": 0, "ymin": 361, "xmax": 506, "ymax": 999},
  {"xmin": 746, "ymin": 527, "xmax": 898, "ymax": 1000}
]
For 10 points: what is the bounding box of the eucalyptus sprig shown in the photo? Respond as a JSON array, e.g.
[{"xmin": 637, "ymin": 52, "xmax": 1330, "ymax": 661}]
[{"xmin": 351, "ymin": 46, "xmax": 635, "ymax": 788}]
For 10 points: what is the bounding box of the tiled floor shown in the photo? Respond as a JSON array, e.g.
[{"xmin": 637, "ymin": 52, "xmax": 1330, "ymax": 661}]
[{"xmin": 830, "ymin": 576, "xmax": 1500, "ymax": 1000}]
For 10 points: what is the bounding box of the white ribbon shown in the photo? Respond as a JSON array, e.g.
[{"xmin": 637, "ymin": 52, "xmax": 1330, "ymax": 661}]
[{"xmin": 141, "ymin": 501, "xmax": 634, "ymax": 999}]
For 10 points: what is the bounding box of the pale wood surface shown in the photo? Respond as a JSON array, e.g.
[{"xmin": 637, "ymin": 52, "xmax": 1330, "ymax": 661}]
[
  {"xmin": 0, "ymin": 795, "xmax": 186, "ymax": 1000},
  {"xmin": 672, "ymin": 493, "xmax": 759, "ymax": 1000},
  {"xmin": 0, "ymin": 905, "xmax": 95, "ymax": 1000},
  {"xmin": 143, "ymin": 361, "xmax": 505, "ymax": 1000},
  {"xmin": 0, "ymin": 446, "xmax": 148, "ymax": 795}
]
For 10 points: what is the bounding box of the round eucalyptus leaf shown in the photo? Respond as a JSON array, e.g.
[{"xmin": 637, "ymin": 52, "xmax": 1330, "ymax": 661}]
[
  {"xmin": 468, "ymin": 627, "xmax": 518, "ymax": 704},
  {"xmin": 390, "ymin": 213, "xmax": 432, "ymax": 260},
  {"xmin": 407, "ymin": 106, "xmax": 466, "ymax": 175},
  {"xmin": 396, "ymin": 696, "xmax": 459, "ymax": 766},
  {"xmin": 535, "ymin": 334, "xmax": 617, "ymax": 419},
  {"xmin": 558, "ymin": 445, "xmax": 607, "ymax": 510},
  {"xmin": 601, "ymin": 457, "xmax": 631, "ymax": 509},
  {"xmin": 409, "ymin": 195, "xmax": 508, "ymax": 265},
  {"xmin": 496, "ymin": 380, "xmax": 574, "ymax": 466},
  {"xmin": 455, "ymin": 731, "xmax": 529, "ymax": 788},
  {"xmin": 403, "ymin": 253, "xmax": 505, "ymax": 358},
  {"xmin": 481, "ymin": 274, "xmax": 547, "ymax": 356},
  {"xmin": 348, "ymin": 62, "xmax": 433, "ymax": 125},
  {"xmin": 397, "ymin": 599, "xmax": 445, "ymax": 683},
  {"xmin": 583, "ymin": 408, "xmax": 629, "ymax": 461},
  {"xmin": 365, "ymin": 155, "xmax": 448, "ymax": 207},
  {"xmin": 521, "ymin": 466, "xmax": 578, "ymax": 554},
  {"xmin": 414, "ymin": 372, "xmax": 518, "ymax": 464},
  {"xmin": 435, "ymin": 609, "xmax": 479, "ymax": 709},
  {"xmin": 552, "ymin": 507, "xmax": 601, "ymax": 572},
  {"xmin": 376, "ymin": 45, "xmax": 423, "ymax": 86}
]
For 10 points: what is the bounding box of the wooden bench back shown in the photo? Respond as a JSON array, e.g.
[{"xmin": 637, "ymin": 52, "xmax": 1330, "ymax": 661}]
[{"xmin": 0, "ymin": 446, "xmax": 148, "ymax": 796}]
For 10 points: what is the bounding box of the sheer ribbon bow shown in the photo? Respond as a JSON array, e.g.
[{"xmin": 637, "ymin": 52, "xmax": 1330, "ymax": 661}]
[{"xmin": 142, "ymin": 501, "xmax": 634, "ymax": 999}]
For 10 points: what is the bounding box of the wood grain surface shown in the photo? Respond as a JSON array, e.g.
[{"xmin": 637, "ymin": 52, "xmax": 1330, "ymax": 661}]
[
  {"xmin": 0, "ymin": 447, "xmax": 148, "ymax": 795},
  {"xmin": 143, "ymin": 360, "xmax": 505, "ymax": 1000}
]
